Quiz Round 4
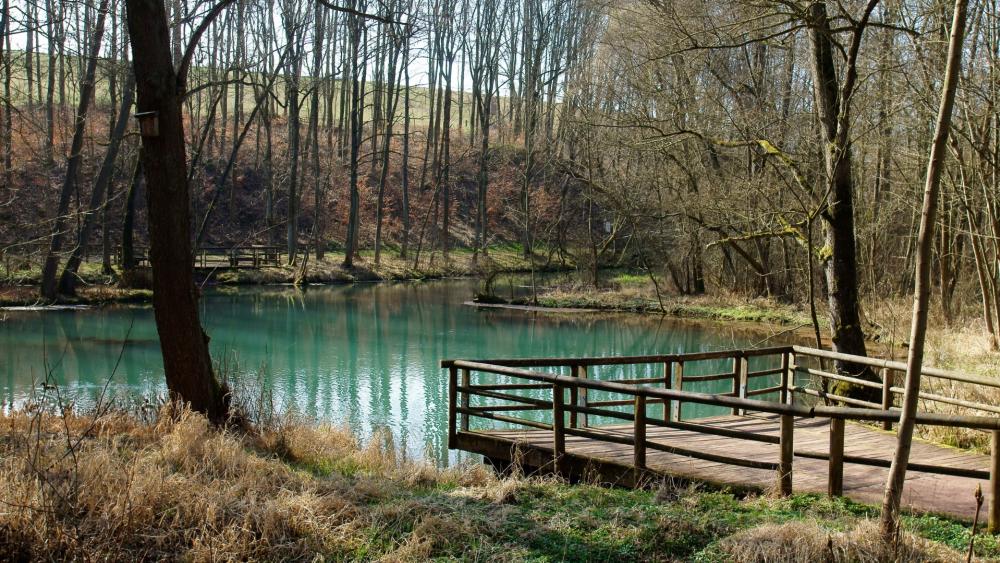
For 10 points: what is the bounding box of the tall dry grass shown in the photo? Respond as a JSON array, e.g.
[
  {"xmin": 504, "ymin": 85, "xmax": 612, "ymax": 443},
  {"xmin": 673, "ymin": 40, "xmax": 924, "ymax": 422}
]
[
  {"xmin": 0, "ymin": 405, "xmax": 507, "ymax": 561},
  {"xmin": 0, "ymin": 403, "xmax": 981, "ymax": 561},
  {"xmin": 865, "ymin": 300, "xmax": 1000, "ymax": 450},
  {"xmin": 717, "ymin": 520, "xmax": 960, "ymax": 562}
]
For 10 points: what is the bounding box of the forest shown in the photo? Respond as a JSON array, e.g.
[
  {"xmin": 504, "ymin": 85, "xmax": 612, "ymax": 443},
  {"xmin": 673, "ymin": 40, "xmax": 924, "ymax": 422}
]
[
  {"xmin": 1, "ymin": 0, "xmax": 1000, "ymax": 560},
  {"xmin": 5, "ymin": 0, "xmax": 1000, "ymax": 350}
]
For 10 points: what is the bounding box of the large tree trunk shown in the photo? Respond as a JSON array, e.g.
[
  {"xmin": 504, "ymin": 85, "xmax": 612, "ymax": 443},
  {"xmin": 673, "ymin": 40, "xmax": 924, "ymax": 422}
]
[
  {"xmin": 124, "ymin": 0, "xmax": 229, "ymax": 424},
  {"xmin": 880, "ymin": 0, "xmax": 967, "ymax": 540},
  {"xmin": 807, "ymin": 0, "xmax": 876, "ymax": 398}
]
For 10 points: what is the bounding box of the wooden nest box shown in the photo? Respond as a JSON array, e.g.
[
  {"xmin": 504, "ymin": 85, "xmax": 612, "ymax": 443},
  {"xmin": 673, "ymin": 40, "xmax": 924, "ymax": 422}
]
[{"xmin": 134, "ymin": 111, "xmax": 160, "ymax": 137}]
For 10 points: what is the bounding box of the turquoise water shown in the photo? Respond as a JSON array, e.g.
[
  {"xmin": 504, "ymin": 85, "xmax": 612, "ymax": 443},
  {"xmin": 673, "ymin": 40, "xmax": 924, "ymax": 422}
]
[{"xmin": 0, "ymin": 280, "xmax": 783, "ymax": 463}]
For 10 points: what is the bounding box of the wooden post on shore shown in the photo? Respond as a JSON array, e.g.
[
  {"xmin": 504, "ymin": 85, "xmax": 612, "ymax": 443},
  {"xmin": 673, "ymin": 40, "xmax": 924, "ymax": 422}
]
[
  {"xmin": 779, "ymin": 414, "xmax": 794, "ymax": 496},
  {"xmin": 553, "ymin": 384, "xmax": 566, "ymax": 475},
  {"xmin": 990, "ymin": 430, "xmax": 1000, "ymax": 533},
  {"xmin": 634, "ymin": 395, "xmax": 646, "ymax": 471},
  {"xmin": 447, "ymin": 366, "xmax": 458, "ymax": 448},
  {"xmin": 460, "ymin": 368, "xmax": 470, "ymax": 432},
  {"xmin": 828, "ymin": 418, "xmax": 844, "ymax": 497}
]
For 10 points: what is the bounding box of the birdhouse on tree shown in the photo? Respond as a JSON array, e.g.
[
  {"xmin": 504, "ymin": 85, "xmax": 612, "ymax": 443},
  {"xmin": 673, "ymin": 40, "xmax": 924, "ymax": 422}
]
[{"xmin": 134, "ymin": 111, "xmax": 160, "ymax": 137}]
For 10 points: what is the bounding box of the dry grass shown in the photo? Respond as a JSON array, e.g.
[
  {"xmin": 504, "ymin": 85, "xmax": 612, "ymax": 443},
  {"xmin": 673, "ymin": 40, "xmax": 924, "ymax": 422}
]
[
  {"xmin": 717, "ymin": 520, "xmax": 962, "ymax": 562},
  {"xmin": 0, "ymin": 406, "xmax": 502, "ymax": 561},
  {"xmin": 0, "ymin": 404, "xmax": 991, "ymax": 561},
  {"xmin": 861, "ymin": 300, "xmax": 1000, "ymax": 450},
  {"xmin": 535, "ymin": 279, "xmax": 813, "ymax": 326}
]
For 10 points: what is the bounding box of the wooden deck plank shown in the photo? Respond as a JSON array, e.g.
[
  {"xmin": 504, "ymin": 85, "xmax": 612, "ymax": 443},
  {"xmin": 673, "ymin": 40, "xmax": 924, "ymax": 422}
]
[{"xmin": 458, "ymin": 414, "xmax": 990, "ymax": 520}]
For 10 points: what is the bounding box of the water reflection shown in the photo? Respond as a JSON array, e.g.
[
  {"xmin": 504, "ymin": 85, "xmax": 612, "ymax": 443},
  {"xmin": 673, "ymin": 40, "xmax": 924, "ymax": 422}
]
[{"xmin": 0, "ymin": 280, "xmax": 787, "ymax": 463}]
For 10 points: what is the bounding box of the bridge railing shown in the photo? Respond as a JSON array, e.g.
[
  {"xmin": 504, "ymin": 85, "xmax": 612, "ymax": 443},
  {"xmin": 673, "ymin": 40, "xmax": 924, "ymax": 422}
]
[
  {"xmin": 442, "ymin": 346, "xmax": 1000, "ymax": 531},
  {"xmin": 118, "ymin": 245, "xmax": 285, "ymax": 268},
  {"xmin": 789, "ymin": 346, "xmax": 1000, "ymax": 427}
]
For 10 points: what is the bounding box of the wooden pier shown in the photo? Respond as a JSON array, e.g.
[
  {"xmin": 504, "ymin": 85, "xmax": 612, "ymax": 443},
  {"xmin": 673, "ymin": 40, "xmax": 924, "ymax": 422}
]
[{"xmin": 443, "ymin": 346, "xmax": 1000, "ymax": 527}]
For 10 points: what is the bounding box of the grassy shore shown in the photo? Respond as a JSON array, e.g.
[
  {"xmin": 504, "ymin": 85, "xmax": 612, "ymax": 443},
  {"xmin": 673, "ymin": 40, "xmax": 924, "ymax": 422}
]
[
  {"xmin": 508, "ymin": 273, "xmax": 814, "ymax": 326},
  {"xmin": 1, "ymin": 407, "xmax": 992, "ymax": 562},
  {"xmin": 0, "ymin": 245, "xmax": 557, "ymax": 306}
]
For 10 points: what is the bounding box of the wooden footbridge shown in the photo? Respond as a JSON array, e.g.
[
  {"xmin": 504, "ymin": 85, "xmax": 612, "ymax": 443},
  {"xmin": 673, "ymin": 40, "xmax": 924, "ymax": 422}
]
[
  {"xmin": 442, "ymin": 346, "xmax": 1000, "ymax": 529},
  {"xmin": 125, "ymin": 245, "xmax": 284, "ymax": 269}
]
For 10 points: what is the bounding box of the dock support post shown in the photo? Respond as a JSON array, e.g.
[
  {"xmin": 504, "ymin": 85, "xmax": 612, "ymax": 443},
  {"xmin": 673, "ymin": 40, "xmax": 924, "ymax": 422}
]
[
  {"xmin": 881, "ymin": 368, "xmax": 893, "ymax": 430},
  {"xmin": 553, "ymin": 384, "xmax": 566, "ymax": 475},
  {"xmin": 447, "ymin": 366, "xmax": 458, "ymax": 448},
  {"xmin": 990, "ymin": 430, "xmax": 1000, "ymax": 533},
  {"xmin": 828, "ymin": 418, "xmax": 844, "ymax": 497},
  {"xmin": 633, "ymin": 395, "xmax": 646, "ymax": 471},
  {"xmin": 779, "ymin": 414, "xmax": 793, "ymax": 496},
  {"xmin": 460, "ymin": 368, "xmax": 471, "ymax": 432}
]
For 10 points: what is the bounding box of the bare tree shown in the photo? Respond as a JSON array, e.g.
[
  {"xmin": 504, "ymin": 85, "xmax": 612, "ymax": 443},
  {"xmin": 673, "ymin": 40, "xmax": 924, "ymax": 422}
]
[
  {"xmin": 880, "ymin": 0, "xmax": 968, "ymax": 541},
  {"xmin": 123, "ymin": 0, "xmax": 234, "ymax": 423}
]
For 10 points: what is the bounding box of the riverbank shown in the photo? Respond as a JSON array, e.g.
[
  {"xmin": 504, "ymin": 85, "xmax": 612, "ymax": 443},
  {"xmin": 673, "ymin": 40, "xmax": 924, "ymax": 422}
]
[
  {"xmin": 0, "ymin": 246, "xmax": 565, "ymax": 306},
  {"xmin": 1, "ymin": 407, "xmax": 989, "ymax": 561},
  {"xmin": 511, "ymin": 275, "xmax": 815, "ymax": 326}
]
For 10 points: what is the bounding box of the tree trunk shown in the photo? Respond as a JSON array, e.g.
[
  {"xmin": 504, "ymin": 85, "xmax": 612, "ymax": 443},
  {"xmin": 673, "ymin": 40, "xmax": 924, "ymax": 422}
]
[
  {"xmin": 121, "ymin": 154, "xmax": 142, "ymax": 273},
  {"xmin": 40, "ymin": 0, "xmax": 110, "ymax": 300},
  {"xmin": 58, "ymin": 72, "xmax": 136, "ymax": 295},
  {"xmin": 124, "ymin": 0, "xmax": 229, "ymax": 424},
  {"xmin": 807, "ymin": 0, "xmax": 876, "ymax": 397},
  {"xmin": 880, "ymin": 0, "xmax": 967, "ymax": 541},
  {"xmin": 343, "ymin": 7, "xmax": 362, "ymax": 268},
  {"xmin": 399, "ymin": 41, "xmax": 411, "ymax": 259}
]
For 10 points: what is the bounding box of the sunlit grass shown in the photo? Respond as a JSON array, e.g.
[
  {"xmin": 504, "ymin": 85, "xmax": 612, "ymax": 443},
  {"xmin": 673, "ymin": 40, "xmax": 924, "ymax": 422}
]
[{"xmin": 0, "ymin": 405, "xmax": 985, "ymax": 561}]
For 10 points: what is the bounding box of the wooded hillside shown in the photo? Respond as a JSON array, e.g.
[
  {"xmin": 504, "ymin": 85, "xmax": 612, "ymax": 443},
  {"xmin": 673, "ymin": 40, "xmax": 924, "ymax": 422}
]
[{"xmin": 2, "ymin": 0, "xmax": 999, "ymax": 354}]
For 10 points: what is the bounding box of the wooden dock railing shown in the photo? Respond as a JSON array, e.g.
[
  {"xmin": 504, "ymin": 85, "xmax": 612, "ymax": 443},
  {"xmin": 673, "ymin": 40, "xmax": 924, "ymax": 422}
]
[{"xmin": 442, "ymin": 346, "xmax": 1000, "ymax": 531}]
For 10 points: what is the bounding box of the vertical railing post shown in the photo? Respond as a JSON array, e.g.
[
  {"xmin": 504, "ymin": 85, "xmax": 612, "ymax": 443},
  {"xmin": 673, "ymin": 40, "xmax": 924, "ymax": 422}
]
[
  {"xmin": 828, "ymin": 418, "xmax": 845, "ymax": 497},
  {"xmin": 779, "ymin": 414, "xmax": 794, "ymax": 496},
  {"xmin": 553, "ymin": 383, "xmax": 566, "ymax": 475},
  {"xmin": 460, "ymin": 368, "xmax": 471, "ymax": 432},
  {"xmin": 633, "ymin": 394, "xmax": 646, "ymax": 471},
  {"xmin": 881, "ymin": 368, "xmax": 893, "ymax": 430},
  {"xmin": 576, "ymin": 364, "xmax": 589, "ymax": 428},
  {"xmin": 671, "ymin": 361, "xmax": 684, "ymax": 422},
  {"xmin": 663, "ymin": 361, "xmax": 672, "ymax": 420},
  {"xmin": 990, "ymin": 430, "xmax": 1000, "ymax": 533},
  {"xmin": 730, "ymin": 355, "xmax": 740, "ymax": 415},
  {"xmin": 447, "ymin": 365, "xmax": 458, "ymax": 448},
  {"xmin": 569, "ymin": 364, "xmax": 579, "ymax": 429},
  {"xmin": 780, "ymin": 351, "xmax": 791, "ymax": 405},
  {"xmin": 736, "ymin": 355, "xmax": 749, "ymax": 415}
]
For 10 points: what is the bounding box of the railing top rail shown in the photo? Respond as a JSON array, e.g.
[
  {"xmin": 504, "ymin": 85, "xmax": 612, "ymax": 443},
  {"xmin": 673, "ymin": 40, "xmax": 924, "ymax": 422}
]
[
  {"xmin": 447, "ymin": 359, "xmax": 1000, "ymax": 431},
  {"xmin": 792, "ymin": 346, "xmax": 1000, "ymax": 390},
  {"xmin": 441, "ymin": 346, "xmax": 792, "ymax": 369}
]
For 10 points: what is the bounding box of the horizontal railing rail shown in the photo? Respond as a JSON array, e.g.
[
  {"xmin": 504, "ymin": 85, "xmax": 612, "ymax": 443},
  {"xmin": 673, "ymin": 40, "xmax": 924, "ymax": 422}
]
[{"xmin": 444, "ymin": 345, "xmax": 1000, "ymax": 531}]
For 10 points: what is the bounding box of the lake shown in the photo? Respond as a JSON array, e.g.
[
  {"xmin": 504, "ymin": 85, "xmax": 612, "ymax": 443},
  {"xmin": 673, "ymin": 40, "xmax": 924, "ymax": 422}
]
[{"xmin": 0, "ymin": 280, "xmax": 788, "ymax": 463}]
